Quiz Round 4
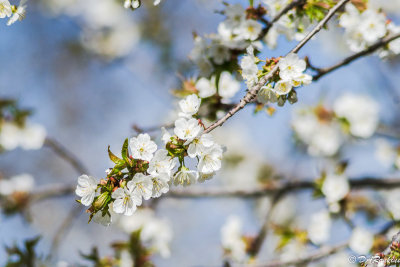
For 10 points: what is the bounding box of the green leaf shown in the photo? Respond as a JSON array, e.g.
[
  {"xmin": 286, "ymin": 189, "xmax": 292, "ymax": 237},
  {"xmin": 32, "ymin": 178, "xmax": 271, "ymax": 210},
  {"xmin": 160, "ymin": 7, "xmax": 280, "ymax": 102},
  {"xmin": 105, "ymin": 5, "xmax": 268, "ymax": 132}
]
[
  {"xmin": 108, "ymin": 145, "xmax": 122, "ymax": 163},
  {"xmin": 121, "ymin": 138, "xmax": 129, "ymax": 163},
  {"xmin": 248, "ymin": 0, "xmax": 254, "ymax": 6}
]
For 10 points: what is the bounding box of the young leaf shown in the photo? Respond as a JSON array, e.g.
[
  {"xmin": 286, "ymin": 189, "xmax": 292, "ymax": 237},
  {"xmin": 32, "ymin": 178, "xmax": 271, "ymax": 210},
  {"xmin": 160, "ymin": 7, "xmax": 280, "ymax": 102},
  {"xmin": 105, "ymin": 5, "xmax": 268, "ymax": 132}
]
[
  {"xmin": 121, "ymin": 138, "xmax": 129, "ymax": 162},
  {"xmin": 108, "ymin": 145, "xmax": 122, "ymax": 163}
]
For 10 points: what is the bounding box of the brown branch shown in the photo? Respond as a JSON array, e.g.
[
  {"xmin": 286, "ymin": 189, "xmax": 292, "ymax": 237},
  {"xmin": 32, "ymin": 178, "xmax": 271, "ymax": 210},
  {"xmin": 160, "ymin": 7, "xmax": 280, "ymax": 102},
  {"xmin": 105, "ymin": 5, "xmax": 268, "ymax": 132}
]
[
  {"xmin": 29, "ymin": 176, "xmax": 400, "ymax": 201},
  {"xmin": 258, "ymin": 0, "xmax": 306, "ymax": 41},
  {"xmin": 312, "ymin": 33, "xmax": 400, "ymax": 81},
  {"xmin": 258, "ymin": 242, "xmax": 348, "ymax": 267},
  {"xmin": 204, "ymin": 0, "xmax": 350, "ymax": 134},
  {"xmin": 44, "ymin": 137, "xmax": 88, "ymax": 175}
]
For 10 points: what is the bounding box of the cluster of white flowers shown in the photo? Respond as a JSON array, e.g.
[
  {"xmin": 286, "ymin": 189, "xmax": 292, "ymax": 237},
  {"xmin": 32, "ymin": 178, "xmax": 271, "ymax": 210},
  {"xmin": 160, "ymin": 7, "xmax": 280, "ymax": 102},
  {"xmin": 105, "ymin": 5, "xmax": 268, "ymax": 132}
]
[
  {"xmin": 339, "ymin": 2, "xmax": 400, "ymax": 57},
  {"xmin": 220, "ymin": 215, "xmax": 247, "ymax": 262},
  {"xmin": 0, "ymin": 122, "xmax": 46, "ymax": 151},
  {"xmin": 45, "ymin": 0, "xmax": 139, "ymax": 59},
  {"xmin": 292, "ymin": 93, "xmax": 379, "ymax": 157},
  {"xmin": 76, "ymin": 94, "xmax": 223, "ymax": 220},
  {"xmin": 189, "ymin": 3, "xmax": 263, "ymax": 76},
  {"xmin": 0, "ymin": 0, "xmax": 26, "ymax": 26},
  {"xmin": 0, "ymin": 173, "xmax": 35, "ymax": 196},
  {"xmin": 274, "ymin": 53, "xmax": 311, "ymax": 95},
  {"xmin": 240, "ymin": 51, "xmax": 311, "ymax": 105},
  {"xmin": 118, "ymin": 208, "xmax": 172, "ymax": 258},
  {"xmin": 262, "ymin": 0, "xmax": 312, "ymax": 49},
  {"xmin": 195, "ymin": 71, "xmax": 241, "ymax": 102},
  {"xmin": 171, "ymin": 94, "xmax": 223, "ymax": 183}
]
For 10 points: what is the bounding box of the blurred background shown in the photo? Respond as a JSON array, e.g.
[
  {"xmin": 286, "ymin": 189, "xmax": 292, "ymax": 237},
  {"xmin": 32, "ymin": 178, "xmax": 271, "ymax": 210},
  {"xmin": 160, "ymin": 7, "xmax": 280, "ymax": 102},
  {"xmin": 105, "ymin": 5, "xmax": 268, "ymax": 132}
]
[{"xmin": 1, "ymin": 0, "xmax": 400, "ymax": 266}]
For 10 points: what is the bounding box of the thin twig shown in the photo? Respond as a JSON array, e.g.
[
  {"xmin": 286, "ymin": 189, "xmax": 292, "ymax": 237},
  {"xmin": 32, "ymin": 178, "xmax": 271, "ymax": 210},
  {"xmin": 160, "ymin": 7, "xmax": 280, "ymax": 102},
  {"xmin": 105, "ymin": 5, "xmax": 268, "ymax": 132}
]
[
  {"xmin": 258, "ymin": 242, "xmax": 348, "ymax": 267},
  {"xmin": 204, "ymin": 0, "xmax": 350, "ymax": 134},
  {"xmin": 312, "ymin": 33, "xmax": 400, "ymax": 81},
  {"xmin": 258, "ymin": 0, "xmax": 306, "ymax": 40},
  {"xmin": 44, "ymin": 137, "xmax": 88, "ymax": 175},
  {"xmin": 43, "ymin": 137, "xmax": 89, "ymax": 258}
]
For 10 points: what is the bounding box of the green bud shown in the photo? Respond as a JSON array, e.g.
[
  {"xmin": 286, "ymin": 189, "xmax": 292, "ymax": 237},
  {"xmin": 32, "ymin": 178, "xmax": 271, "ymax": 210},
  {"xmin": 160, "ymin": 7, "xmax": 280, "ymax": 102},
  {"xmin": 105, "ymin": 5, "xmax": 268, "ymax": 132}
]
[{"xmin": 93, "ymin": 192, "xmax": 110, "ymax": 210}]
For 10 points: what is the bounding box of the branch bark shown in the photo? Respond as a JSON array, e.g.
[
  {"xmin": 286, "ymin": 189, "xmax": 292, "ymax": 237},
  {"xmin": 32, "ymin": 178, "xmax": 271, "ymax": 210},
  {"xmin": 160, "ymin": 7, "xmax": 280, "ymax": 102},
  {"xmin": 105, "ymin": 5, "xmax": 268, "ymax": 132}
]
[{"xmin": 312, "ymin": 33, "xmax": 400, "ymax": 81}]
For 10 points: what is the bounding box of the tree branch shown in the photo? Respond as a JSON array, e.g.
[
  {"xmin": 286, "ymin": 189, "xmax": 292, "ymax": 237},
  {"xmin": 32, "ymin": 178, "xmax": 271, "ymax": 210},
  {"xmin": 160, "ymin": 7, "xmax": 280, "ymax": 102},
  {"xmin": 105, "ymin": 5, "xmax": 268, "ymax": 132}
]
[
  {"xmin": 29, "ymin": 176, "xmax": 400, "ymax": 201},
  {"xmin": 312, "ymin": 33, "xmax": 400, "ymax": 81},
  {"xmin": 44, "ymin": 137, "xmax": 89, "ymax": 175},
  {"xmin": 204, "ymin": 0, "xmax": 350, "ymax": 134},
  {"xmin": 259, "ymin": 242, "xmax": 348, "ymax": 267}
]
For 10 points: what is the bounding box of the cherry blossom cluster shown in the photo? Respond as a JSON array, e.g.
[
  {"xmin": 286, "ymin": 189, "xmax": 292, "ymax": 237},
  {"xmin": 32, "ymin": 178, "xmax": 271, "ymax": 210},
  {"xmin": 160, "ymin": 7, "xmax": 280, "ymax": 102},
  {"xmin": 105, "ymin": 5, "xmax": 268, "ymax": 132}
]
[
  {"xmin": 189, "ymin": 3, "xmax": 263, "ymax": 77},
  {"xmin": 44, "ymin": 0, "xmax": 140, "ymax": 59},
  {"xmin": 0, "ymin": 100, "xmax": 46, "ymax": 151},
  {"xmin": 292, "ymin": 93, "xmax": 379, "ymax": 157},
  {"xmin": 339, "ymin": 2, "xmax": 400, "ymax": 57},
  {"xmin": 76, "ymin": 94, "xmax": 223, "ymax": 223},
  {"xmin": 240, "ymin": 48, "xmax": 312, "ymax": 107},
  {"xmin": 0, "ymin": 0, "xmax": 26, "ymax": 26}
]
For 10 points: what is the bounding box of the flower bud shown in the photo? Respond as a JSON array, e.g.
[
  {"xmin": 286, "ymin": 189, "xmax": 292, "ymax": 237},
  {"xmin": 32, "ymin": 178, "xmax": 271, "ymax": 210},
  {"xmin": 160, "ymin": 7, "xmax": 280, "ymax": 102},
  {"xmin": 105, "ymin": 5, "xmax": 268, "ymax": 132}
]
[{"xmin": 93, "ymin": 192, "xmax": 110, "ymax": 210}]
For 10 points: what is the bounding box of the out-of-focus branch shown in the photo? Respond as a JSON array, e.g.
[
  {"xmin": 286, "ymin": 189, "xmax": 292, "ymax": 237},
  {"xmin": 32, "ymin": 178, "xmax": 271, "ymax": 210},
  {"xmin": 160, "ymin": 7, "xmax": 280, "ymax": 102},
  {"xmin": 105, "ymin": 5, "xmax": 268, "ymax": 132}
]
[
  {"xmin": 311, "ymin": 33, "xmax": 400, "ymax": 81},
  {"xmin": 42, "ymin": 137, "xmax": 89, "ymax": 258},
  {"xmin": 29, "ymin": 176, "xmax": 400, "ymax": 202},
  {"xmin": 44, "ymin": 137, "xmax": 88, "ymax": 175},
  {"xmin": 257, "ymin": 0, "xmax": 306, "ymax": 41},
  {"xmin": 259, "ymin": 242, "xmax": 348, "ymax": 267},
  {"xmin": 204, "ymin": 0, "xmax": 349, "ymax": 134}
]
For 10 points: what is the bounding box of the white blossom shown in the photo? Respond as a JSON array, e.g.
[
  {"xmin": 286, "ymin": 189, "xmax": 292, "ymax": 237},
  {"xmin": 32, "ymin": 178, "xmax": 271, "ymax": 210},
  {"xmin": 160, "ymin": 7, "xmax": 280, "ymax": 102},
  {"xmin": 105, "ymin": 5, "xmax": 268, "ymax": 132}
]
[
  {"xmin": 272, "ymin": 79, "xmax": 293, "ymax": 95},
  {"xmin": 161, "ymin": 127, "xmax": 172, "ymax": 144},
  {"xmin": 173, "ymin": 167, "xmax": 198, "ymax": 186},
  {"xmin": 92, "ymin": 211, "xmax": 112, "ymax": 226},
  {"xmin": 18, "ymin": 123, "xmax": 47, "ymax": 150},
  {"xmin": 218, "ymin": 71, "xmax": 241, "ymax": 101},
  {"xmin": 129, "ymin": 133, "xmax": 157, "ymax": 161},
  {"xmin": 195, "ymin": 77, "xmax": 217, "ymax": 98},
  {"xmin": 257, "ymin": 84, "xmax": 278, "ymax": 104},
  {"xmin": 321, "ymin": 173, "xmax": 350, "ymax": 204},
  {"xmin": 187, "ymin": 133, "xmax": 214, "ymax": 158},
  {"xmin": 148, "ymin": 149, "xmax": 176, "ymax": 176},
  {"xmin": 278, "ymin": 53, "xmax": 307, "ymax": 81},
  {"xmin": 0, "ymin": 0, "xmax": 12, "ymax": 18},
  {"xmin": 178, "ymin": 94, "xmax": 201, "ymax": 118},
  {"xmin": 307, "ymin": 210, "xmax": 331, "ymax": 245},
  {"xmin": 75, "ymin": 174, "xmax": 98, "ymax": 206},
  {"xmin": 236, "ymin": 19, "xmax": 262, "ymax": 41},
  {"xmin": 221, "ymin": 216, "xmax": 246, "ymax": 262},
  {"xmin": 151, "ymin": 173, "xmax": 170, "ymax": 198},
  {"xmin": 197, "ymin": 143, "xmax": 223, "ymax": 174},
  {"xmin": 7, "ymin": 1, "xmax": 26, "ymax": 26},
  {"xmin": 349, "ymin": 227, "xmax": 374, "ymax": 255},
  {"xmin": 333, "ymin": 94, "xmax": 379, "ymax": 138},
  {"xmin": 174, "ymin": 118, "xmax": 202, "ymax": 142},
  {"xmin": 209, "ymin": 42, "xmax": 231, "ymax": 65},
  {"xmin": 240, "ymin": 46, "xmax": 259, "ymax": 86},
  {"xmin": 224, "ymin": 4, "xmax": 245, "ymax": 28},
  {"xmin": 112, "ymin": 180, "xmax": 142, "ymax": 216},
  {"xmin": 0, "ymin": 123, "xmax": 20, "ymax": 150},
  {"xmin": 131, "ymin": 173, "xmax": 153, "ymax": 200}
]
